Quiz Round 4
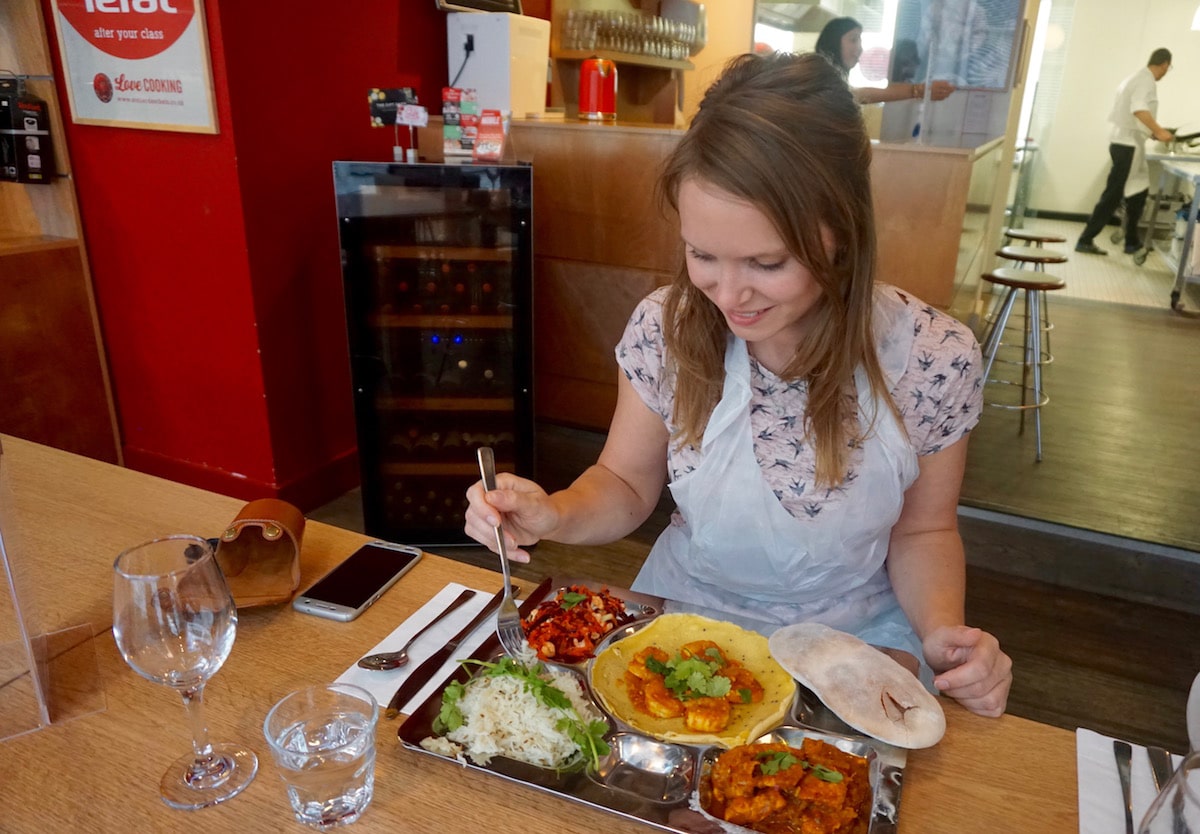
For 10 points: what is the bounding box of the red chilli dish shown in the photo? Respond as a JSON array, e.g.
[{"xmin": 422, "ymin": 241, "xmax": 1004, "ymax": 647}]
[
  {"xmin": 703, "ymin": 739, "xmax": 871, "ymax": 834},
  {"xmin": 521, "ymin": 585, "xmax": 628, "ymax": 663}
]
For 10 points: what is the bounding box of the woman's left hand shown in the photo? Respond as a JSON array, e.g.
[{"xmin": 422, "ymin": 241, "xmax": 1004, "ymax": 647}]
[
  {"xmin": 928, "ymin": 80, "xmax": 956, "ymax": 101},
  {"xmin": 923, "ymin": 625, "xmax": 1012, "ymax": 717}
]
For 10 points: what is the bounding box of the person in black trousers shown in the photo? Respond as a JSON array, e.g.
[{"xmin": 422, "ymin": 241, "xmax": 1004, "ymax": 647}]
[{"xmin": 1076, "ymin": 48, "xmax": 1174, "ymax": 256}]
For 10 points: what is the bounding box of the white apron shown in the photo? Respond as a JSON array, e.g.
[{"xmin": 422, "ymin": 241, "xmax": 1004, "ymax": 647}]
[
  {"xmin": 1124, "ymin": 139, "xmax": 1149, "ymax": 198},
  {"xmin": 632, "ymin": 291, "xmax": 923, "ymax": 661}
]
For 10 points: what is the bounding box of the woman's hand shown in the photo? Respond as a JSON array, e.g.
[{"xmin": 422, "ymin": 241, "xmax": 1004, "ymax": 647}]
[
  {"xmin": 923, "ymin": 625, "xmax": 1012, "ymax": 717},
  {"xmin": 913, "ymin": 80, "xmax": 956, "ymax": 101},
  {"xmin": 463, "ymin": 473, "xmax": 559, "ymax": 563}
]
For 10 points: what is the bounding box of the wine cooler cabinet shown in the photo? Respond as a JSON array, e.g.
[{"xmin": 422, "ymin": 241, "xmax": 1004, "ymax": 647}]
[{"xmin": 334, "ymin": 162, "xmax": 534, "ymax": 546}]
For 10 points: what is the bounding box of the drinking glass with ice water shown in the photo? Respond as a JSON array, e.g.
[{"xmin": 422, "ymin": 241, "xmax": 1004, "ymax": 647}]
[{"xmin": 263, "ymin": 683, "xmax": 379, "ymax": 829}]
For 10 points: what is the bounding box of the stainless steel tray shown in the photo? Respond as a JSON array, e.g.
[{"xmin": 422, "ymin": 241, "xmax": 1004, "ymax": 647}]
[{"xmin": 397, "ymin": 577, "xmax": 907, "ymax": 833}]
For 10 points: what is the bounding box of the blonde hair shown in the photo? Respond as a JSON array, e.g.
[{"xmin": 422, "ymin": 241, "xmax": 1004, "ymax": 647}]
[{"xmin": 658, "ymin": 52, "xmax": 897, "ymax": 488}]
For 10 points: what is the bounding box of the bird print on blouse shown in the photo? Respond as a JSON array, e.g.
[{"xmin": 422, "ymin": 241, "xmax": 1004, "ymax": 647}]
[{"xmin": 615, "ymin": 285, "xmax": 983, "ymax": 524}]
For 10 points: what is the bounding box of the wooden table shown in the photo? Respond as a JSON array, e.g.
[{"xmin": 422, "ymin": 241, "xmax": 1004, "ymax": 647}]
[{"xmin": 0, "ymin": 435, "xmax": 1079, "ymax": 832}]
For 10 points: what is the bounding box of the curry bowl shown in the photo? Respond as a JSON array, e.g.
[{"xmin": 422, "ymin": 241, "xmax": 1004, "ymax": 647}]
[{"xmin": 694, "ymin": 725, "xmax": 905, "ymax": 834}]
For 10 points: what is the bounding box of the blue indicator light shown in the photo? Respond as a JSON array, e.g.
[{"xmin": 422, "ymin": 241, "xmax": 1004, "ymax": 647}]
[
  {"xmin": 453, "ymin": 334, "xmax": 463, "ymax": 344},
  {"xmin": 431, "ymin": 334, "xmax": 441, "ymax": 344}
]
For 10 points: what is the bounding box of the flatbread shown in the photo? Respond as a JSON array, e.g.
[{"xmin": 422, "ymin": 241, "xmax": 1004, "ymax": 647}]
[
  {"xmin": 768, "ymin": 622, "xmax": 945, "ymax": 749},
  {"xmin": 589, "ymin": 613, "xmax": 795, "ymax": 748}
]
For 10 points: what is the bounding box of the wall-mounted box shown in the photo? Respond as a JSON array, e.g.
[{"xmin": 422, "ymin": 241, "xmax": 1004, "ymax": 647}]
[{"xmin": 446, "ymin": 12, "xmax": 550, "ymax": 118}]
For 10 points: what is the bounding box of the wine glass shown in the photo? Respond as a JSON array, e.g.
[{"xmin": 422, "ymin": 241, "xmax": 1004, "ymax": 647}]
[
  {"xmin": 1139, "ymin": 750, "xmax": 1200, "ymax": 833},
  {"xmin": 113, "ymin": 534, "xmax": 258, "ymax": 809}
]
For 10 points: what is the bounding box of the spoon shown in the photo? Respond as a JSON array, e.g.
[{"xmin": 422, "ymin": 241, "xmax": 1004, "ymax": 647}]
[{"xmin": 357, "ymin": 588, "xmax": 478, "ymax": 670}]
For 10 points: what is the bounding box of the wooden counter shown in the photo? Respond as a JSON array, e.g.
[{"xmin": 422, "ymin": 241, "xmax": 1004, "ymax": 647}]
[
  {"xmin": 871, "ymin": 136, "xmax": 1006, "ymax": 309},
  {"xmin": 509, "ymin": 120, "xmax": 1006, "ymax": 430},
  {"xmin": 511, "ymin": 120, "xmax": 682, "ymax": 430},
  {"xmin": 0, "ymin": 434, "xmax": 1078, "ymax": 832}
]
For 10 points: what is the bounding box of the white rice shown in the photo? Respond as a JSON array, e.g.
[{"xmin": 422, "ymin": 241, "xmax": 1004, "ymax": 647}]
[{"xmin": 424, "ymin": 667, "xmax": 602, "ymax": 768}]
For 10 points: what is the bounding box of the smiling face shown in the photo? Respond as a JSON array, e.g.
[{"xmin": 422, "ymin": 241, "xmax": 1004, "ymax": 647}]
[
  {"xmin": 678, "ymin": 177, "xmax": 828, "ymax": 373},
  {"xmin": 840, "ymin": 28, "xmax": 864, "ymax": 71}
]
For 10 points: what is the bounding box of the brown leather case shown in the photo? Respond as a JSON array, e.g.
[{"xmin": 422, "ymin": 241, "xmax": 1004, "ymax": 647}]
[{"xmin": 215, "ymin": 498, "xmax": 305, "ymax": 607}]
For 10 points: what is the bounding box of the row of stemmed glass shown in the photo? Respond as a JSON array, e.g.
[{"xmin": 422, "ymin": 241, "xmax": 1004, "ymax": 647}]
[{"xmin": 560, "ymin": 9, "xmax": 700, "ymax": 60}]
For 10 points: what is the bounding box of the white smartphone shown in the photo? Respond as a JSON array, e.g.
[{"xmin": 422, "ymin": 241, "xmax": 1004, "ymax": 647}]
[{"xmin": 292, "ymin": 541, "xmax": 423, "ymax": 622}]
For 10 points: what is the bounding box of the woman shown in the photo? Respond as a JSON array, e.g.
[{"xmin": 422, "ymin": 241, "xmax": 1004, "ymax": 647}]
[
  {"xmin": 815, "ymin": 16, "xmax": 955, "ymax": 104},
  {"xmin": 464, "ymin": 52, "xmax": 1010, "ymax": 718}
]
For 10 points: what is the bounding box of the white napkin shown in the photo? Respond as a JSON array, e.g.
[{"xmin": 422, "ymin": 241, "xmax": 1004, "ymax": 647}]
[
  {"xmin": 1076, "ymin": 727, "xmax": 1185, "ymax": 833},
  {"xmin": 336, "ymin": 582, "xmax": 498, "ymax": 716}
]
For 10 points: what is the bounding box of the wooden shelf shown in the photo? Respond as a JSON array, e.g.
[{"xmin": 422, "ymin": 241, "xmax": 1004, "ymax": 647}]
[
  {"xmin": 375, "ymin": 396, "xmax": 514, "ymax": 412},
  {"xmin": 372, "ymin": 245, "xmax": 514, "ymax": 261},
  {"xmin": 369, "ymin": 313, "xmax": 513, "ymax": 329},
  {"xmin": 0, "ymin": 235, "xmax": 79, "ymax": 257},
  {"xmin": 553, "ymin": 48, "xmax": 693, "ymax": 72}
]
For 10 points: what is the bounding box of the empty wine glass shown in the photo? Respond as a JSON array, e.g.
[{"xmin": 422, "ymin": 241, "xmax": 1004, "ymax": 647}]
[
  {"xmin": 113, "ymin": 534, "xmax": 257, "ymax": 809},
  {"xmin": 1139, "ymin": 750, "xmax": 1200, "ymax": 833}
]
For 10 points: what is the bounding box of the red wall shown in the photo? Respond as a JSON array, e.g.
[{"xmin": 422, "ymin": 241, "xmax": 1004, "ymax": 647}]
[{"xmin": 43, "ymin": 0, "xmax": 454, "ymax": 507}]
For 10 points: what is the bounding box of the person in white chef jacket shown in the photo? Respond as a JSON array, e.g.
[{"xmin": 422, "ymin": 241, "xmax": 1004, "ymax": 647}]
[
  {"xmin": 464, "ymin": 52, "xmax": 1013, "ymax": 719},
  {"xmin": 1075, "ymin": 48, "xmax": 1175, "ymax": 256}
]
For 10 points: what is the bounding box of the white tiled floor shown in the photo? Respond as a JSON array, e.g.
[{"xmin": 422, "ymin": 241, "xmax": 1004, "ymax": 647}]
[{"xmin": 1007, "ymin": 217, "xmax": 1188, "ymax": 309}]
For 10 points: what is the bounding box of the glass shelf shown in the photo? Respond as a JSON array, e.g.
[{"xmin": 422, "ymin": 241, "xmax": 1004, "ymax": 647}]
[{"xmin": 553, "ymin": 49, "xmax": 693, "ymax": 72}]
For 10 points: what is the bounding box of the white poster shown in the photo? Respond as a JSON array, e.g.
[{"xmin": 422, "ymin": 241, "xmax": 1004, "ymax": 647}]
[
  {"xmin": 50, "ymin": 0, "xmax": 218, "ymax": 134},
  {"xmin": 893, "ymin": 0, "xmax": 1024, "ymax": 91}
]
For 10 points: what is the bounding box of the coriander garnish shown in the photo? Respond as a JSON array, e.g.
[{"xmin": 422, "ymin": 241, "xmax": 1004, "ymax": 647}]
[
  {"xmin": 560, "ymin": 591, "xmax": 588, "ymax": 610},
  {"xmin": 753, "ymin": 749, "xmax": 844, "ymax": 782}
]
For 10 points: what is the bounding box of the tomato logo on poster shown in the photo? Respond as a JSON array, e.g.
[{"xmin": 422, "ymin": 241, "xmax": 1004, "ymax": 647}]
[{"xmin": 57, "ymin": 0, "xmax": 195, "ymax": 61}]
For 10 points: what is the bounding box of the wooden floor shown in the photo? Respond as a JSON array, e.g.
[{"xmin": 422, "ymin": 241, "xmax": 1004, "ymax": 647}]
[{"xmin": 961, "ymin": 291, "xmax": 1200, "ymax": 552}]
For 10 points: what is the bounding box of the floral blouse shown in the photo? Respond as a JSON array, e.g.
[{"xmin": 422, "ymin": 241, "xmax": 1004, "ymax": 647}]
[{"xmin": 615, "ymin": 284, "xmax": 984, "ymax": 522}]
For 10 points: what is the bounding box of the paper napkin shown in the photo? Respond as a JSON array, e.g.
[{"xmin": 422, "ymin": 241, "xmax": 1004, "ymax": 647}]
[
  {"xmin": 1076, "ymin": 727, "xmax": 1184, "ymax": 833},
  {"xmin": 336, "ymin": 582, "xmax": 497, "ymax": 716}
]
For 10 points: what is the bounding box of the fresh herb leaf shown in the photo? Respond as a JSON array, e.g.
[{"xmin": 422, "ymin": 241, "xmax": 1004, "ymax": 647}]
[
  {"xmin": 756, "ymin": 750, "xmax": 798, "ymax": 775},
  {"xmin": 808, "ymin": 763, "xmax": 844, "ymax": 783},
  {"xmin": 560, "ymin": 591, "xmax": 588, "ymax": 610},
  {"xmin": 663, "ymin": 656, "xmax": 730, "ymax": 699},
  {"xmin": 644, "ymin": 655, "xmax": 670, "ymax": 676},
  {"xmin": 704, "ymin": 646, "xmax": 726, "ymax": 665},
  {"xmin": 432, "ymin": 680, "xmax": 465, "ymax": 733},
  {"xmin": 738, "ymin": 688, "xmax": 753, "ymax": 704},
  {"xmin": 752, "ymin": 750, "xmax": 841, "ymax": 782}
]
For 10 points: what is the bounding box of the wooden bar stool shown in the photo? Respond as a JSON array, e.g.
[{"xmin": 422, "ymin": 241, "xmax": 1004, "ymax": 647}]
[
  {"xmin": 996, "ymin": 244, "xmax": 1068, "ymax": 272},
  {"xmin": 993, "ymin": 244, "xmax": 1068, "ymax": 358},
  {"xmin": 979, "ymin": 268, "xmax": 1067, "ymax": 462},
  {"xmin": 1003, "ymin": 228, "xmax": 1067, "ymax": 248}
]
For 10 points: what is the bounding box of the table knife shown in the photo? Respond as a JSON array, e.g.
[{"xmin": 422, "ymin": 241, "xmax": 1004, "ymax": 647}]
[
  {"xmin": 383, "ymin": 578, "xmax": 551, "ymax": 719},
  {"xmin": 385, "ymin": 585, "xmax": 509, "ymax": 719},
  {"xmin": 1115, "ymin": 739, "xmax": 1134, "ymax": 834},
  {"xmin": 1149, "ymin": 745, "xmax": 1175, "ymax": 793}
]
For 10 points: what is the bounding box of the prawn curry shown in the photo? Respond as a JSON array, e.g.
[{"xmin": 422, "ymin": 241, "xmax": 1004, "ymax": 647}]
[{"xmin": 589, "ymin": 613, "xmax": 795, "ymax": 747}]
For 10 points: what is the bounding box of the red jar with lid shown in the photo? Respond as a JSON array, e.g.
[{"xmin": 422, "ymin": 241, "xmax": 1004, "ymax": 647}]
[{"xmin": 578, "ymin": 57, "xmax": 617, "ymax": 121}]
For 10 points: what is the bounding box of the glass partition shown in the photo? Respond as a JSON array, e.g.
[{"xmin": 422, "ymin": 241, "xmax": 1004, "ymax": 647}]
[{"xmin": 0, "ymin": 437, "xmax": 105, "ymax": 741}]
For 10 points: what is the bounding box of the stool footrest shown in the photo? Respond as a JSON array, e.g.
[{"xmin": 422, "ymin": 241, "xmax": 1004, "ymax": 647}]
[{"xmin": 985, "ymin": 379, "xmax": 1050, "ymax": 410}]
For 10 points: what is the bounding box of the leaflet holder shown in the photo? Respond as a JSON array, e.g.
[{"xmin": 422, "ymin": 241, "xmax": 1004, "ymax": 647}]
[{"xmin": 0, "ymin": 438, "xmax": 104, "ymax": 741}]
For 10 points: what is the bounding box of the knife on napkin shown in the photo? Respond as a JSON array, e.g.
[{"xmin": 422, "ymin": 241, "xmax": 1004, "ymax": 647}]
[
  {"xmin": 1115, "ymin": 740, "xmax": 1134, "ymax": 834},
  {"xmin": 384, "ymin": 576, "xmax": 553, "ymax": 719},
  {"xmin": 385, "ymin": 585, "xmax": 508, "ymax": 719}
]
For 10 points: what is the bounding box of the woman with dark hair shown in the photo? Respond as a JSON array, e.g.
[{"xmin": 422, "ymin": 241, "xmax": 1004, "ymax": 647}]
[
  {"xmin": 464, "ymin": 52, "xmax": 1010, "ymax": 718},
  {"xmin": 815, "ymin": 16, "xmax": 955, "ymax": 104}
]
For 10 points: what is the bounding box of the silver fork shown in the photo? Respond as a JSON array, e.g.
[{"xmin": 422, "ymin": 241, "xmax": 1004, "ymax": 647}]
[{"xmin": 476, "ymin": 446, "xmax": 527, "ymax": 658}]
